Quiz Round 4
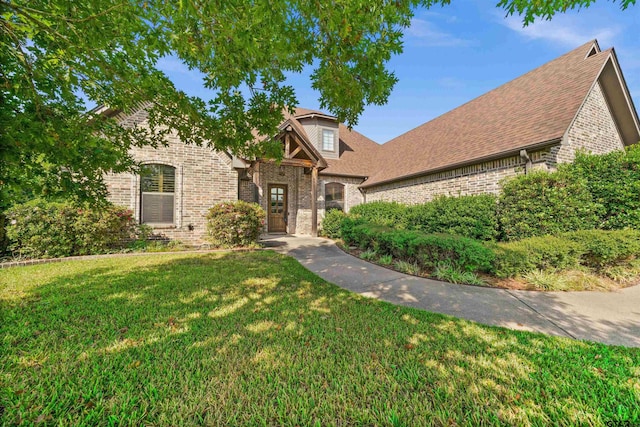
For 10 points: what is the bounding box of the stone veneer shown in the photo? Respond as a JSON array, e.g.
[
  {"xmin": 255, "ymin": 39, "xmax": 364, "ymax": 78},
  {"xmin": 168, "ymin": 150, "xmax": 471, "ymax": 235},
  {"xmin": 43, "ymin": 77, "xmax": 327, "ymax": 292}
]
[
  {"xmin": 104, "ymin": 109, "xmax": 238, "ymax": 244},
  {"xmin": 238, "ymin": 165, "xmax": 366, "ymax": 234}
]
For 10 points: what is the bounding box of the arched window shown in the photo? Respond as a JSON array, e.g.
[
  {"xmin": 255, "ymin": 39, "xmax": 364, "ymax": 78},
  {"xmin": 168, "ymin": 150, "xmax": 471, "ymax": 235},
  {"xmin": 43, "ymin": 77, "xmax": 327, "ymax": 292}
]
[
  {"xmin": 325, "ymin": 182, "xmax": 345, "ymax": 211},
  {"xmin": 140, "ymin": 164, "xmax": 175, "ymax": 224}
]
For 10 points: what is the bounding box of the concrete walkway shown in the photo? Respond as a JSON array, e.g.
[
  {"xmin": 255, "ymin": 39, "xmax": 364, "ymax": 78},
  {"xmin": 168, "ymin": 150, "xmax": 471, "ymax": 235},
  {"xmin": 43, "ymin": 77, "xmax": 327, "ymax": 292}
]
[{"xmin": 262, "ymin": 235, "xmax": 640, "ymax": 347}]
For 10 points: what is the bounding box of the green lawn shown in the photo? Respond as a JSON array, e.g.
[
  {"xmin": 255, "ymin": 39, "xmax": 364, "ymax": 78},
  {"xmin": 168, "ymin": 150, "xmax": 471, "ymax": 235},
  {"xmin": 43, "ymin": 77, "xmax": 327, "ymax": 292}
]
[{"xmin": 1, "ymin": 252, "xmax": 639, "ymax": 426}]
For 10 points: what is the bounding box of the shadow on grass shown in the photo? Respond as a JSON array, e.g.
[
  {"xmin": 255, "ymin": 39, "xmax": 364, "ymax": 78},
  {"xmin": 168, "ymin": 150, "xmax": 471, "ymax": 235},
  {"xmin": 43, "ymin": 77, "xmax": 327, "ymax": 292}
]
[
  {"xmin": 281, "ymin": 238, "xmax": 640, "ymax": 348},
  {"xmin": 1, "ymin": 251, "xmax": 639, "ymax": 426}
]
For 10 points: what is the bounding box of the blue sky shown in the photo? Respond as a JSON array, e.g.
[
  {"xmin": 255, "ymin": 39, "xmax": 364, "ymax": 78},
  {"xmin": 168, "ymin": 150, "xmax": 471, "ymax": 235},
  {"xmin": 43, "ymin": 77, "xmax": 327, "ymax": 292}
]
[{"xmin": 158, "ymin": 1, "xmax": 640, "ymax": 144}]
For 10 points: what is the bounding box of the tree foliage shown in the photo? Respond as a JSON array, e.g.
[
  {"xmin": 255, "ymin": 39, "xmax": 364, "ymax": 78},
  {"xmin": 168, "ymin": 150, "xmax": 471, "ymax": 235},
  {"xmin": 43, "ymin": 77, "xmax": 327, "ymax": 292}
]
[{"xmin": 1, "ymin": 0, "xmax": 635, "ymax": 207}]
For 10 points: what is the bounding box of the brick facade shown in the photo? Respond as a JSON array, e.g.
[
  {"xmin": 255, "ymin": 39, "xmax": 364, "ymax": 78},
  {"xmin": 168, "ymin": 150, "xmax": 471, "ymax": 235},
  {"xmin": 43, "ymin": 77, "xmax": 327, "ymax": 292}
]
[
  {"xmin": 553, "ymin": 81, "xmax": 624, "ymax": 164},
  {"xmin": 104, "ymin": 110, "xmax": 238, "ymax": 244},
  {"xmin": 318, "ymin": 175, "xmax": 365, "ymax": 214},
  {"xmin": 105, "ymin": 73, "xmax": 628, "ymax": 240},
  {"xmin": 365, "ymin": 81, "xmax": 625, "ymax": 205},
  {"xmin": 364, "ymin": 150, "xmax": 549, "ymax": 204}
]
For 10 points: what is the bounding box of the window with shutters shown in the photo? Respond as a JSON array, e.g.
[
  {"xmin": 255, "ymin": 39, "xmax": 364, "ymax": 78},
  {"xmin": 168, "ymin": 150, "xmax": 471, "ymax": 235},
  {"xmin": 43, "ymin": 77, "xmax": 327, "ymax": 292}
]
[
  {"xmin": 140, "ymin": 164, "xmax": 175, "ymax": 225},
  {"xmin": 325, "ymin": 182, "xmax": 345, "ymax": 211}
]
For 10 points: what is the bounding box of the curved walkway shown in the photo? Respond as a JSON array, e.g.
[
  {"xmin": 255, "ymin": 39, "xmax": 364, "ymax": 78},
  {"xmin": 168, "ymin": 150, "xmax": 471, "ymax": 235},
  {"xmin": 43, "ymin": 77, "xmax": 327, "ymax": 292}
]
[{"xmin": 263, "ymin": 235, "xmax": 640, "ymax": 347}]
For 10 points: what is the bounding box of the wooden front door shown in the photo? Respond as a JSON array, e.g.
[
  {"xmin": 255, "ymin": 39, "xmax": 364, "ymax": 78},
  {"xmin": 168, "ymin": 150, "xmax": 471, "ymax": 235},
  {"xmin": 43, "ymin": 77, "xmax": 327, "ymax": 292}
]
[{"xmin": 268, "ymin": 184, "xmax": 287, "ymax": 233}]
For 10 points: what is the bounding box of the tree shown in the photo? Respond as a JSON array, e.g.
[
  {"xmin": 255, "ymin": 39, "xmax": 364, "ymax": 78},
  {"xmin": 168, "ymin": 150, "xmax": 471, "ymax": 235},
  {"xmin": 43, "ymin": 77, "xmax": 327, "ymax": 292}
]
[{"xmin": 1, "ymin": 0, "xmax": 636, "ymax": 207}]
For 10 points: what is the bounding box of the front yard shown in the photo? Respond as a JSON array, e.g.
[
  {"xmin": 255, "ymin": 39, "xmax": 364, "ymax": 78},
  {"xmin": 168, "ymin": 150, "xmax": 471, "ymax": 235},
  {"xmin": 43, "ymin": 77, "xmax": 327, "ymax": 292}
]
[{"xmin": 1, "ymin": 251, "xmax": 639, "ymax": 425}]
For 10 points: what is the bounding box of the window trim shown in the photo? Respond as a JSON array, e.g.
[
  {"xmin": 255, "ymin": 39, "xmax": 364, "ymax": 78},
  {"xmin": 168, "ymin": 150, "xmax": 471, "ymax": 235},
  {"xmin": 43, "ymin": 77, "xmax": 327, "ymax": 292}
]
[
  {"xmin": 321, "ymin": 128, "xmax": 336, "ymax": 152},
  {"xmin": 140, "ymin": 163, "xmax": 176, "ymax": 226},
  {"xmin": 324, "ymin": 182, "xmax": 345, "ymax": 212}
]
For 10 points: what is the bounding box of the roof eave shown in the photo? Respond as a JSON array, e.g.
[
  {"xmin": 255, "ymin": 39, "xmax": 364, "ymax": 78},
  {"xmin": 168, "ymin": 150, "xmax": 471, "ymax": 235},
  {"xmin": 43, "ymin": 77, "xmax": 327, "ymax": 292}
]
[{"xmin": 360, "ymin": 138, "xmax": 562, "ymax": 189}]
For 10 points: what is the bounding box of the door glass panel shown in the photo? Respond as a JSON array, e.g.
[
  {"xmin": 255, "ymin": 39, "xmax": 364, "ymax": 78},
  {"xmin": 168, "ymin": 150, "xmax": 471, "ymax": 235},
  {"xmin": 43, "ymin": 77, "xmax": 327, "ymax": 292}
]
[{"xmin": 270, "ymin": 187, "xmax": 285, "ymax": 214}]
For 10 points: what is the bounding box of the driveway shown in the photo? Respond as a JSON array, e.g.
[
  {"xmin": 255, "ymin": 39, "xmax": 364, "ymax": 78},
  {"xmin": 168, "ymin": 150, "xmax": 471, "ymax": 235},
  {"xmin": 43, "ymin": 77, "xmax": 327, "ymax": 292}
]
[{"xmin": 262, "ymin": 235, "xmax": 640, "ymax": 347}]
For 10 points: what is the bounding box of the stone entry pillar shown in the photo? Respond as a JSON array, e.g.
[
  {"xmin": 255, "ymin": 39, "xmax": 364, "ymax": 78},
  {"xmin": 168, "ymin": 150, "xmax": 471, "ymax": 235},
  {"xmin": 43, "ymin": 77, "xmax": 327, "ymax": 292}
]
[{"xmin": 311, "ymin": 167, "xmax": 318, "ymax": 237}]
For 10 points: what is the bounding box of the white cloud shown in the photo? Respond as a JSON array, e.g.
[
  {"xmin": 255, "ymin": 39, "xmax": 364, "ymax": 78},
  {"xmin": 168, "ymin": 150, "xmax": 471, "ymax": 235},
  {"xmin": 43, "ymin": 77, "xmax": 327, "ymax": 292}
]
[
  {"xmin": 501, "ymin": 14, "xmax": 621, "ymax": 48},
  {"xmin": 406, "ymin": 18, "xmax": 471, "ymax": 47}
]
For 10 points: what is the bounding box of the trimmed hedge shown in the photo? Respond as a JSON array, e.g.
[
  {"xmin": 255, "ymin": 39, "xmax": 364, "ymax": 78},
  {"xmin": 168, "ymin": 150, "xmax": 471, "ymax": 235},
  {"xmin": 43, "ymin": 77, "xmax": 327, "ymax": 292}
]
[
  {"xmin": 349, "ymin": 201, "xmax": 407, "ymax": 227},
  {"xmin": 5, "ymin": 199, "xmax": 141, "ymax": 258},
  {"xmin": 206, "ymin": 201, "xmax": 265, "ymax": 248},
  {"xmin": 561, "ymin": 229, "xmax": 640, "ymax": 268},
  {"xmin": 566, "ymin": 146, "xmax": 640, "ymax": 230},
  {"xmin": 492, "ymin": 236, "xmax": 583, "ymax": 278},
  {"xmin": 345, "ymin": 223, "xmax": 495, "ymax": 273},
  {"xmin": 493, "ymin": 229, "xmax": 640, "ymax": 278},
  {"xmin": 498, "ymin": 170, "xmax": 603, "ymax": 241},
  {"xmin": 405, "ymin": 194, "xmax": 498, "ymax": 241},
  {"xmin": 320, "ymin": 209, "xmax": 347, "ymax": 239}
]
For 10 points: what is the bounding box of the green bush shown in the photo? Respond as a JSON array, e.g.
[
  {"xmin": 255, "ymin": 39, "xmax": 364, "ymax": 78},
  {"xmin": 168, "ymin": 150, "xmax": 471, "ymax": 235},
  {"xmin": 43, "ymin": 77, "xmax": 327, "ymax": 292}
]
[
  {"xmin": 339, "ymin": 215, "xmax": 367, "ymax": 245},
  {"xmin": 0, "ymin": 212, "xmax": 7, "ymax": 255},
  {"xmin": 206, "ymin": 201, "xmax": 265, "ymax": 248},
  {"xmin": 498, "ymin": 170, "xmax": 603, "ymax": 241},
  {"xmin": 562, "ymin": 229, "xmax": 640, "ymax": 268},
  {"xmin": 565, "ymin": 146, "xmax": 640, "ymax": 230},
  {"xmin": 493, "ymin": 236, "xmax": 584, "ymax": 278},
  {"xmin": 5, "ymin": 199, "xmax": 141, "ymax": 258},
  {"xmin": 349, "ymin": 224, "xmax": 495, "ymax": 273},
  {"xmin": 349, "ymin": 201, "xmax": 407, "ymax": 227},
  {"xmin": 405, "ymin": 194, "xmax": 499, "ymax": 241},
  {"xmin": 409, "ymin": 233, "xmax": 495, "ymax": 272},
  {"xmin": 320, "ymin": 209, "xmax": 347, "ymax": 239}
]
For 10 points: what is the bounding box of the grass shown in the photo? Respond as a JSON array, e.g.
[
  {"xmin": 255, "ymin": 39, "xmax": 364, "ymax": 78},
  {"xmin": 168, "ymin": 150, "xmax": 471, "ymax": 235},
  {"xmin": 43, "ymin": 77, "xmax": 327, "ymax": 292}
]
[{"xmin": 1, "ymin": 251, "xmax": 639, "ymax": 426}]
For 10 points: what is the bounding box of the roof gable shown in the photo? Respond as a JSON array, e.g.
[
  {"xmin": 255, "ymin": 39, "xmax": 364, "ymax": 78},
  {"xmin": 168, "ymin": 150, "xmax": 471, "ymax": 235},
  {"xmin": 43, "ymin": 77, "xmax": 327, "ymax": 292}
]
[{"xmin": 362, "ymin": 40, "xmax": 614, "ymax": 188}]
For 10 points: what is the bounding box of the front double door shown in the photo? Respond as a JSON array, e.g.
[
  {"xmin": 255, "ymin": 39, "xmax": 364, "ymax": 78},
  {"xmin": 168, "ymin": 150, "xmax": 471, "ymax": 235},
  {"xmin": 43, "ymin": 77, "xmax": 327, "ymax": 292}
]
[{"xmin": 268, "ymin": 184, "xmax": 287, "ymax": 233}]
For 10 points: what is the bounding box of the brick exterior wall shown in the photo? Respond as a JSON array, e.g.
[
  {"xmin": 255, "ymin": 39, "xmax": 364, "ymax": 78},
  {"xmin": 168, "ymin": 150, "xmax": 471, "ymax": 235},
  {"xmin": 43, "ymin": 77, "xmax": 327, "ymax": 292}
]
[
  {"xmin": 105, "ymin": 79, "xmax": 626, "ymax": 239},
  {"xmin": 364, "ymin": 151, "xmax": 549, "ymax": 204},
  {"xmin": 318, "ymin": 175, "xmax": 365, "ymax": 214},
  {"xmin": 248, "ymin": 166, "xmax": 366, "ymax": 235},
  {"xmin": 104, "ymin": 109, "xmax": 238, "ymax": 245},
  {"xmin": 254, "ymin": 163, "xmax": 313, "ymax": 235},
  {"xmin": 365, "ymin": 81, "xmax": 625, "ymax": 205},
  {"xmin": 551, "ymin": 81, "xmax": 624, "ymax": 164}
]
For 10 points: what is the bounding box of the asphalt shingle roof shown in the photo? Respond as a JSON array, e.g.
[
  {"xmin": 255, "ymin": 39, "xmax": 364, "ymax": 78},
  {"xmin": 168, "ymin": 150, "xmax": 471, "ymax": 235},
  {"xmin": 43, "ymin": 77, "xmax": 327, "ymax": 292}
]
[{"xmin": 361, "ymin": 40, "xmax": 611, "ymax": 188}]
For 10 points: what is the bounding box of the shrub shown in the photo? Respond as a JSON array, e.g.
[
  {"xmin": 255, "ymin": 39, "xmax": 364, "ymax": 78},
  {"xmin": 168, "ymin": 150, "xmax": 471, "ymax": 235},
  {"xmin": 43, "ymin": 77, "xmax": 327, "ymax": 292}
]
[
  {"xmin": 5, "ymin": 199, "xmax": 140, "ymax": 258},
  {"xmin": 498, "ymin": 170, "xmax": 603, "ymax": 241},
  {"xmin": 432, "ymin": 262, "xmax": 485, "ymax": 285},
  {"xmin": 349, "ymin": 224, "xmax": 495, "ymax": 273},
  {"xmin": 320, "ymin": 209, "xmax": 347, "ymax": 239},
  {"xmin": 493, "ymin": 236, "xmax": 583, "ymax": 278},
  {"xmin": 522, "ymin": 270, "xmax": 571, "ymax": 291},
  {"xmin": 339, "ymin": 215, "xmax": 367, "ymax": 246},
  {"xmin": 566, "ymin": 146, "xmax": 640, "ymax": 230},
  {"xmin": 360, "ymin": 249, "xmax": 378, "ymax": 261},
  {"xmin": 378, "ymin": 254, "xmax": 393, "ymax": 265},
  {"xmin": 561, "ymin": 229, "xmax": 640, "ymax": 268},
  {"xmin": 206, "ymin": 201, "xmax": 265, "ymax": 248},
  {"xmin": 405, "ymin": 194, "xmax": 499, "ymax": 241},
  {"xmin": 409, "ymin": 233, "xmax": 495, "ymax": 272},
  {"xmin": 0, "ymin": 212, "xmax": 7, "ymax": 255},
  {"xmin": 349, "ymin": 201, "xmax": 407, "ymax": 227},
  {"xmin": 394, "ymin": 260, "xmax": 421, "ymax": 276}
]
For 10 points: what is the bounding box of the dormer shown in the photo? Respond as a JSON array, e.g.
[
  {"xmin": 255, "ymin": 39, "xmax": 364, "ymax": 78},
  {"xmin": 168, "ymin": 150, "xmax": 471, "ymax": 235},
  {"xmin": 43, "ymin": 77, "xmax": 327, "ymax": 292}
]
[{"xmin": 295, "ymin": 110, "xmax": 340, "ymax": 160}]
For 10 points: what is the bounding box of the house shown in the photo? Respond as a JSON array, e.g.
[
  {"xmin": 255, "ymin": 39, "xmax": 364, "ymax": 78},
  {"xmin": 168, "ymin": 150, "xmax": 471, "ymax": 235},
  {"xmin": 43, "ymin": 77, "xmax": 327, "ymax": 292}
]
[{"xmin": 104, "ymin": 40, "xmax": 639, "ymax": 243}]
